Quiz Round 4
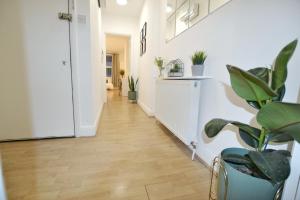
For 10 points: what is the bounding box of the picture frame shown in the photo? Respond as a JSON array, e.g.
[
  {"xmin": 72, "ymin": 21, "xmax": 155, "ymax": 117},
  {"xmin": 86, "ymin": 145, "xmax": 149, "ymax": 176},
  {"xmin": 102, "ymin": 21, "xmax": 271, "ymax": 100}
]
[
  {"xmin": 142, "ymin": 38, "xmax": 146, "ymax": 54},
  {"xmin": 140, "ymin": 21, "xmax": 147, "ymax": 56},
  {"xmin": 140, "ymin": 30, "xmax": 143, "ymax": 42},
  {"xmin": 143, "ymin": 22, "xmax": 147, "ymax": 37},
  {"xmin": 140, "ymin": 41, "xmax": 143, "ymax": 56}
]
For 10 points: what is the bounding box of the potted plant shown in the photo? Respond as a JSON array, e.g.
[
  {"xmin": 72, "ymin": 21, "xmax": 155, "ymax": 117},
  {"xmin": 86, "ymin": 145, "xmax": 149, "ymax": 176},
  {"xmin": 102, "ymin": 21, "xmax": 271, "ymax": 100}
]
[
  {"xmin": 205, "ymin": 40, "xmax": 299, "ymax": 200},
  {"xmin": 191, "ymin": 51, "xmax": 207, "ymax": 76},
  {"xmin": 120, "ymin": 69, "xmax": 125, "ymax": 78},
  {"xmin": 154, "ymin": 57, "xmax": 164, "ymax": 78},
  {"xmin": 128, "ymin": 76, "xmax": 139, "ymax": 102}
]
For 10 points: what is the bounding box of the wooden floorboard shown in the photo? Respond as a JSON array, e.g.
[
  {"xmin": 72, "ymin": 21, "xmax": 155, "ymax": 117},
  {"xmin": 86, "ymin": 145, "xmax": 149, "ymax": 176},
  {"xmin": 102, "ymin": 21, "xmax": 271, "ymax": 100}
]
[{"xmin": 0, "ymin": 90, "xmax": 210, "ymax": 200}]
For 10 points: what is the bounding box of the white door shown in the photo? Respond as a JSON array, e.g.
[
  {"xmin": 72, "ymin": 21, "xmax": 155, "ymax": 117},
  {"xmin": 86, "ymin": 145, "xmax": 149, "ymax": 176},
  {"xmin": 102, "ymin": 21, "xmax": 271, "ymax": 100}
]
[{"xmin": 0, "ymin": 0, "xmax": 74, "ymax": 140}]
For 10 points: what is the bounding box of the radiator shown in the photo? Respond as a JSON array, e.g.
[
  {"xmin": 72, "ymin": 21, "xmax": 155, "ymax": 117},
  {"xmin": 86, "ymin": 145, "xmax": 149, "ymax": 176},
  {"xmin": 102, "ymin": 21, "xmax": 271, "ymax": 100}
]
[{"xmin": 155, "ymin": 78, "xmax": 209, "ymax": 158}]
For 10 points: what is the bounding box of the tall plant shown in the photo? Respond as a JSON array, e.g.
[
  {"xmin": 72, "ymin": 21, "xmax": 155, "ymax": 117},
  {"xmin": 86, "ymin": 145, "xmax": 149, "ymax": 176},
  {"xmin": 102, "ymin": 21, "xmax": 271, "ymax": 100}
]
[
  {"xmin": 128, "ymin": 76, "xmax": 139, "ymax": 92},
  {"xmin": 205, "ymin": 39, "xmax": 299, "ymax": 184}
]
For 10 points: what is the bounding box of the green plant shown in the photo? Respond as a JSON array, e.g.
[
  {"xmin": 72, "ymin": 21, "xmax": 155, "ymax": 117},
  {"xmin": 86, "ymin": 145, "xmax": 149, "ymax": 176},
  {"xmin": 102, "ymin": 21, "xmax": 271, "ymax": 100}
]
[
  {"xmin": 120, "ymin": 69, "xmax": 125, "ymax": 78},
  {"xmin": 191, "ymin": 51, "xmax": 207, "ymax": 65},
  {"xmin": 205, "ymin": 39, "xmax": 299, "ymax": 184},
  {"xmin": 128, "ymin": 76, "xmax": 139, "ymax": 92},
  {"xmin": 154, "ymin": 57, "xmax": 164, "ymax": 70},
  {"xmin": 170, "ymin": 63, "xmax": 180, "ymax": 73}
]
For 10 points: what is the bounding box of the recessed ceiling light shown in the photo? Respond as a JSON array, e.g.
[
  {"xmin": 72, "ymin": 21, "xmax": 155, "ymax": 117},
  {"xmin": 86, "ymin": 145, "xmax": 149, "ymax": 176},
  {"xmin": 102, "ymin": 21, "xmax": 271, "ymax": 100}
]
[
  {"xmin": 166, "ymin": 4, "xmax": 173, "ymax": 13},
  {"xmin": 116, "ymin": 0, "xmax": 128, "ymax": 6}
]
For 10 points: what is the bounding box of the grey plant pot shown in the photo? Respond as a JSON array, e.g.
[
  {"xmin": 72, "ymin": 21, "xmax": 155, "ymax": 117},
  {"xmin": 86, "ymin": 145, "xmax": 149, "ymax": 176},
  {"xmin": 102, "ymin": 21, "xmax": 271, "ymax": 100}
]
[
  {"xmin": 128, "ymin": 91, "xmax": 137, "ymax": 102},
  {"xmin": 217, "ymin": 148, "xmax": 281, "ymax": 200},
  {"xmin": 191, "ymin": 64, "xmax": 204, "ymax": 76}
]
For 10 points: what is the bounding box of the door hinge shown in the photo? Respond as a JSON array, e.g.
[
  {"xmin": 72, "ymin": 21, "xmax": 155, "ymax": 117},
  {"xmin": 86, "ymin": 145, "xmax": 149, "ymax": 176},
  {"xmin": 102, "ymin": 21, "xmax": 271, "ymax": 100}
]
[{"xmin": 58, "ymin": 12, "xmax": 72, "ymax": 22}]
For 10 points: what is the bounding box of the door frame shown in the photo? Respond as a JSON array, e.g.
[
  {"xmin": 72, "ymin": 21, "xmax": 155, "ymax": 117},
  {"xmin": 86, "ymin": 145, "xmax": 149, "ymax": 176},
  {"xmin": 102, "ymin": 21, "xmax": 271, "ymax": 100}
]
[{"xmin": 69, "ymin": 0, "xmax": 80, "ymax": 136}]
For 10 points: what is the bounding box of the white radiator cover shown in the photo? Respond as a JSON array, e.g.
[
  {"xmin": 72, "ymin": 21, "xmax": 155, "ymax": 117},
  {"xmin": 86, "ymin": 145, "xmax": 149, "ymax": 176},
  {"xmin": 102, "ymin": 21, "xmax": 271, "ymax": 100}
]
[{"xmin": 155, "ymin": 78, "xmax": 207, "ymax": 146}]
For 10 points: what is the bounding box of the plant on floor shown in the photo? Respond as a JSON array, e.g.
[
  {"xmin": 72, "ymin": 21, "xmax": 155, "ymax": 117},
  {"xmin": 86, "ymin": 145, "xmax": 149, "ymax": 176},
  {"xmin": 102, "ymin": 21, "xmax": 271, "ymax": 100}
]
[
  {"xmin": 128, "ymin": 76, "xmax": 138, "ymax": 92},
  {"xmin": 191, "ymin": 51, "xmax": 207, "ymax": 65},
  {"xmin": 154, "ymin": 57, "xmax": 164, "ymax": 77},
  {"xmin": 120, "ymin": 69, "xmax": 125, "ymax": 78},
  {"xmin": 205, "ymin": 40, "xmax": 299, "ymax": 187},
  {"xmin": 128, "ymin": 76, "xmax": 139, "ymax": 102}
]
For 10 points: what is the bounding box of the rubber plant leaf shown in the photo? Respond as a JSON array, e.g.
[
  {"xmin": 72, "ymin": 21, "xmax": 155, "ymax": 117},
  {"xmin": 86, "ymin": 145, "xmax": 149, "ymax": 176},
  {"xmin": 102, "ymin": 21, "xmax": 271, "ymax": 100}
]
[
  {"xmin": 257, "ymin": 102, "xmax": 300, "ymax": 143},
  {"xmin": 248, "ymin": 67, "xmax": 270, "ymax": 83},
  {"xmin": 272, "ymin": 85, "xmax": 286, "ymax": 102},
  {"xmin": 227, "ymin": 65, "xmax": 277, "ymax": 102},
  {"xmin": 268, "ymin": 132, "xmax": 294, "ymax": 143},
  {"xmin": 205, "ymin": 119, "xmax": 260, "ymax": 148},
  {"xmin": 248, "ymin": 150, "xmax": 290, "ymax": 184},
  {"xmin": 271, "ymin": 39, "xmax": 298, "ymax": 91},
  {"xmin": 222, "ymin": 153, "xmax": 252, "ymax": 165}
]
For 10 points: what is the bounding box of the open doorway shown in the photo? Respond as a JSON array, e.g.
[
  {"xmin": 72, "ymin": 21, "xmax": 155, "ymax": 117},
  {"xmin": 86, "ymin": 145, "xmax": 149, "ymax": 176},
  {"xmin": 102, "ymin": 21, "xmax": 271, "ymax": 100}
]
[{"xmin": 105, "ymin": 34, "xmax": 131, "ymax": 101}]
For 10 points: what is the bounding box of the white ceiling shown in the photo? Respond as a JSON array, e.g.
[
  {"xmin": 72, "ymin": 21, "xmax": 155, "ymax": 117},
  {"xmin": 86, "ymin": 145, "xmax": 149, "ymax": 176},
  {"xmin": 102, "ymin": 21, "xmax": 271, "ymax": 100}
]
[{"xmin": 102, "ymin": 0, "xmax": 145, "ymax": 18}]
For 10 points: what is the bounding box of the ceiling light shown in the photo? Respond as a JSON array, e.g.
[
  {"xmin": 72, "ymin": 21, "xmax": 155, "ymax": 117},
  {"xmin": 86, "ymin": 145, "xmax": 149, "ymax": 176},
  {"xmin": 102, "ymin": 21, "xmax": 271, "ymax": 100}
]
[
  {"xmin": 166, "ymin": 4, "xmax": 173, "ymax": 13},
  {"xmin": 116, "ymin": 0, "xmax": 128, "ymax": 6}
]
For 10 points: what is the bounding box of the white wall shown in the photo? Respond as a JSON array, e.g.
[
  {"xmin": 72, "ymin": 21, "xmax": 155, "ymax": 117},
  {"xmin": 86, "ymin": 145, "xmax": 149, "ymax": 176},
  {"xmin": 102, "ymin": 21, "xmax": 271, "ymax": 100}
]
[
  {"xmin": 138, "ymin": 0, "xmax": 161, "ymax": 116},
  {"xmin": 72, "ymin": 0, "xmax": 105, "ymax": 136},
  {"xmin": 102, "ymin": 13, "xmax": 139, "ymax": 78},
  {"xmin": 138, "ymin": 0, "xmax": 300, "ymax": 197}
]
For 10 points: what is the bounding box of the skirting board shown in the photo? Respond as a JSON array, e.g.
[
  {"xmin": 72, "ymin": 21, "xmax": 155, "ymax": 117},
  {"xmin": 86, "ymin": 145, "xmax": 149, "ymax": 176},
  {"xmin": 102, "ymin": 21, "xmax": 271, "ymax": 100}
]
[
  {"xmin": 76, "ymin": 103, "xmax": 103, "ymax": 137},
  {"xmin": 138, "ymin": 101, "xmax": 154, "ymax": 117}
]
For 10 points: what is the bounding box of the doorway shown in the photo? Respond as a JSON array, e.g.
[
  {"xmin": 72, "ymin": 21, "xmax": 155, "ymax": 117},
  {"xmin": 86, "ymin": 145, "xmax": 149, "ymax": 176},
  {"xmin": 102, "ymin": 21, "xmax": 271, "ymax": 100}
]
[{"xmin": 105, "ymin": 34, "xmax": 131, "ymax": 101}]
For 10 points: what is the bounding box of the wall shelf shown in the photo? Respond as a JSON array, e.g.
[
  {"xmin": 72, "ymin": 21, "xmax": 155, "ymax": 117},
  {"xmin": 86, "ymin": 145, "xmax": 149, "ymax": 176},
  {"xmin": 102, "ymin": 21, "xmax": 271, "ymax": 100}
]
[{"xmin": 162, "ymin": 76, "xmax": 212, "ymax": 80}]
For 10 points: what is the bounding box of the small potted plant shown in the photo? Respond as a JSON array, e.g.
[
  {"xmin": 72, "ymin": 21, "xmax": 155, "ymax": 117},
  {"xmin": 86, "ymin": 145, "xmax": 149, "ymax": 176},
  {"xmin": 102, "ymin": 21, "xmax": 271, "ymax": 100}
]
[
  {"xmin": 170, "ymin": 63, "xmax": 180, "ymax": 73},
  {"xmin": 128, "ymin": 76, "xmax": 139, "ymax": 103},
  {"xmin": 191, "ymin": 51, "xmax": 207, "ymax": 76},
  {"xmin": 154, "ymin": 57, "xmax": 164, "ymax": 78},
  {"xmin": 205, "ymin": 40, "xmax": 299, "ymax": 200},
  {"xmin": 120, "ymin": 69, "xmax": 125, "ymax": 78}
]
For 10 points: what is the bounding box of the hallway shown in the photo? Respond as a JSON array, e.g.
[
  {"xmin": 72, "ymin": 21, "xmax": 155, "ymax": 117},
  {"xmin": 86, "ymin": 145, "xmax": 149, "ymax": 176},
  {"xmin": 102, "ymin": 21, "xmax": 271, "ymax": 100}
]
[{"xmin": 0, "ymin": 91, "xmax": 210, "ymax": 200}]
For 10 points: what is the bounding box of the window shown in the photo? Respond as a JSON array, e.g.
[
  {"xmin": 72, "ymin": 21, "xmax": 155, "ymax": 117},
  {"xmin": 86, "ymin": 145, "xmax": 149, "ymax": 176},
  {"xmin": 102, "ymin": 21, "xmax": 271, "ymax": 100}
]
[{"xmin": 106, "ymin": 54, "xmax": 112, "ymax": 77}]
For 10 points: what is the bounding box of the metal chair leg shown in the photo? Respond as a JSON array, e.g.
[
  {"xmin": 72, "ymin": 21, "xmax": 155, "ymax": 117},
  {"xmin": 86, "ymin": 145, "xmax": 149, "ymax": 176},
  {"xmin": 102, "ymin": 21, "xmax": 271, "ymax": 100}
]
[{"xmin": 209, "ymin": 157, "xmax": 229, "ymax": 200}]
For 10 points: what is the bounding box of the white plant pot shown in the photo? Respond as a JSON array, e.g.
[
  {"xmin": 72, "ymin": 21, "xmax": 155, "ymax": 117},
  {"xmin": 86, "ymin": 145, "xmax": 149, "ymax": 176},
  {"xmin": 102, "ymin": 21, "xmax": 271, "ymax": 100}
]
[{"xmin": 191, "ymin": 64, "xmax": 204, "ymax": 76}]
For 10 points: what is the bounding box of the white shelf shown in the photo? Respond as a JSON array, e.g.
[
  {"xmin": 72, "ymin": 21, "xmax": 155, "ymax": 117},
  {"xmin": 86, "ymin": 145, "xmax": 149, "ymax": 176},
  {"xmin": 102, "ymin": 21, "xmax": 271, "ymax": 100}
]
[{"xmin": 162, "ymin": 76, "xmax": 212, "ymax": 80}]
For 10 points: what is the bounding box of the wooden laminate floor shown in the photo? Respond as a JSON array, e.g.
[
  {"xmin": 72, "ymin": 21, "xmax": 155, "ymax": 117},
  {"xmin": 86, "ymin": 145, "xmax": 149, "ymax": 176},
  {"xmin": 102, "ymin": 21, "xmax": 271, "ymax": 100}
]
[{"xmin": 0, "ymin": 90, "xmax": 210, "ymax": 200}]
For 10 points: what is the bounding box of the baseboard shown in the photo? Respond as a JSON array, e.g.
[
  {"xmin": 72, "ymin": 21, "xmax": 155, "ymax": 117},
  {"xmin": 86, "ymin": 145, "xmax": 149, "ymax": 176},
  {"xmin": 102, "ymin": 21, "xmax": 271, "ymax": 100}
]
[
  {"xmin": 76, "ymin": 103, "xmax": 103, "ymax": 137},
  {"xmin": 138, "ymin": 101, "xmax": 155, "ymax": 117},
  {"xmin": 195, "ymin": 148, "xmax": 216, "ymax": 168}
]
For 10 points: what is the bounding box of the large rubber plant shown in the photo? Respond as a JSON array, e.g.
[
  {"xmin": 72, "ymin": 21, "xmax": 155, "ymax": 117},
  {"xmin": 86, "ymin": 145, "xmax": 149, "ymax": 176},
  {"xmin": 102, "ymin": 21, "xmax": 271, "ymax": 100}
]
[{"xmin": 205, "ymin": 39, "xmax": 299, "ymax": 186}]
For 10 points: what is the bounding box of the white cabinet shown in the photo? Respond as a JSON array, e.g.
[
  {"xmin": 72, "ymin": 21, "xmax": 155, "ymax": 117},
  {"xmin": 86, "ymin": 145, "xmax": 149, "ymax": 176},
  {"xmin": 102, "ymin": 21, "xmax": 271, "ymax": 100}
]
[{"xmin": 155, "ymin": 78, "xmax": 210, "ymax": 154}]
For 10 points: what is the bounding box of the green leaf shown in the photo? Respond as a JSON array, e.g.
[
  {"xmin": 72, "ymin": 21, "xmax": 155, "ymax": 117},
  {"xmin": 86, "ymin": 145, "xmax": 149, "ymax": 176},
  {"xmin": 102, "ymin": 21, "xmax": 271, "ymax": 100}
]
[
  {"xmin": 131, "ymin": 76, "xmax": 134, "ymax": 91},
  {"xmin": 272, "ymin": 39, "xmax": 298, "ymax": 91},
  {"xmin": 268, "ymin": 133, "xmax": 294, "ymax": 143},
  {"xmin": 205, "ymin": 119, "xmax": 260, "ymax": 148},
  {"xmin": 272, "ymin": 85, "xmax": 286, "ymax": 102},
  {"xmin": 222, "ymin": 153, "xmax": 252, "ymax": 165},
  {"xmin": 248, "ymin": 67, "xmax": 270, "ymax": 83},
  {"xmin": 227, "ymin": 65, "xmax": 277, "ymax": 102},
  {"xmin": 246, "ymin": 67, "xmax": 271, "ymax": 109},
  {"xmin": 257, "ymin": 102, "xmax": 300, "ymax": 143},
  {"xmin": 246, "ymin": 101, "xmax": 262, "ymax": 109},
  {"xmin": 239, "ymin": 128, "xmax": 260, "ymax": 148},
  {"xmin": 248, "ymin": 150, "xmax": 290, "ymax": 183}
]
